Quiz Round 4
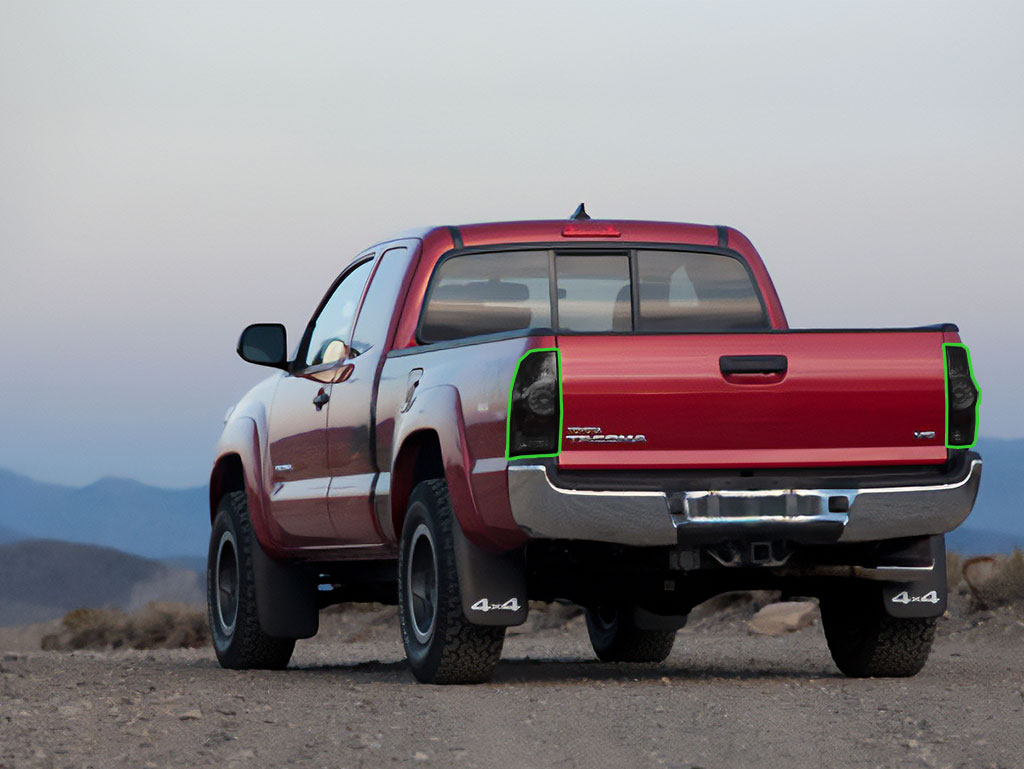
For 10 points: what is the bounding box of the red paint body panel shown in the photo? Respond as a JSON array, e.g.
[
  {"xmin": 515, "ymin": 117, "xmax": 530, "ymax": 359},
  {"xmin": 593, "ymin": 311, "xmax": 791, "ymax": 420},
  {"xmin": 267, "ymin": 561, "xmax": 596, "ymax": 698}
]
[
  {"xmin": 264, "ymin": 375, "xmax": 335, "ymax": 544},
  {"xmin": 557, "ymin": 332, "xmax": 949, "ymax": 470}
]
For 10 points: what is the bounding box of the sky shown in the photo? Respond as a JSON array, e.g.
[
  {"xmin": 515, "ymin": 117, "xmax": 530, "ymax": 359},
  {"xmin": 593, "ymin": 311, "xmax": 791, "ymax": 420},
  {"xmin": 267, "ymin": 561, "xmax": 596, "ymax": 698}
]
[{"xmin": 1, "ymin": 1, "xmax": 1022, "ymax": 488}]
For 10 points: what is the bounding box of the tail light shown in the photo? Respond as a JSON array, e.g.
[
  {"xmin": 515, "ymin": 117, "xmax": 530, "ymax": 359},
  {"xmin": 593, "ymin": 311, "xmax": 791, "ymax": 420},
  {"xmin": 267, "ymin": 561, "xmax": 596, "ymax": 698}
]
[
  {"xmin": 506, "ymin": 349, "xmax": 562, "ymax": 459},
  {"xmin": 944, "ymin": 343, "xmax": 980, "ymax": 448}
]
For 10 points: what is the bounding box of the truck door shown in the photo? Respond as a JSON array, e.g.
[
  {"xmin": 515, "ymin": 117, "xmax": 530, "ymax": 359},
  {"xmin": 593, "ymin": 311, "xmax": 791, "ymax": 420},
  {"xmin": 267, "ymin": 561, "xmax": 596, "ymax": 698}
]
[
  {"xmin": 326, "ymin": 244, "xmax": 417, "ymax": 546},
  {"xmin": 265, "ymin": 258, "xmax": 373, "ymax": 545}
]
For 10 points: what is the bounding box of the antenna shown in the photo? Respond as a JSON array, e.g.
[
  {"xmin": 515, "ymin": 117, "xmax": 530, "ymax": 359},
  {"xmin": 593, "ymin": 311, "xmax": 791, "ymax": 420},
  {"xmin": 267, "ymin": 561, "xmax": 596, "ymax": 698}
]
[{"xmin": 569, "ymin": 203, "xmax": 591, "ymax": 220}]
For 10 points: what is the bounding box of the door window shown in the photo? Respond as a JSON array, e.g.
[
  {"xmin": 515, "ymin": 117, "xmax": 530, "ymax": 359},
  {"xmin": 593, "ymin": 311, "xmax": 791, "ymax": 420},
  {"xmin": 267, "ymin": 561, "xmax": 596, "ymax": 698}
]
[{"xmin": 304, "ymin": 259, "xmax": 374, "ymax": 367}]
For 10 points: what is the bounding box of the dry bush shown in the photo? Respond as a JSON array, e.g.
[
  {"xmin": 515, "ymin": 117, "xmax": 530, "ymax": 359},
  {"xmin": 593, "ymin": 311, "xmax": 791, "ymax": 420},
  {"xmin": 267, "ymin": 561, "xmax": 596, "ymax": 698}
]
[
  {"xmin": 41, "ymin": 602, "xmax": 208, "ymax": 651},
  {"xmin": 962, "ymin": 549, "xmax": 1024, "ymax": 610},
  {"xmin": 946, "ymin": 551, "xmax": 964, "ymax": 592}
]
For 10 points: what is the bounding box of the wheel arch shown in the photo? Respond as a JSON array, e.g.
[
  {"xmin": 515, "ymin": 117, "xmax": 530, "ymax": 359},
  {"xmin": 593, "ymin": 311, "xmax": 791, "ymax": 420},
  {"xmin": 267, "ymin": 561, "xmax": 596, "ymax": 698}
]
[
  {"xmin": 209, "ymin": 453, "xmax": 245, "ymax": 523},
  {"xmin": 390, "ymin": 428, "xmax": 445, "ymax": 544},
  {"xmin": 388, "ymin": 383, "xmax": 523, "ymax": 552},
  {"xmin": 209, "ymin": 413, "xmax": 287, "ymax": 558}
]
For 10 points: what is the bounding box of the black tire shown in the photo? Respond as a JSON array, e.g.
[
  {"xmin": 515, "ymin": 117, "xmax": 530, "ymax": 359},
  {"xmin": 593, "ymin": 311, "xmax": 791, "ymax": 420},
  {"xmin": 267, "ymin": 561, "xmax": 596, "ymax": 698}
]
[
  {"xmin": 820, "ymin": 586, "xmax": 936, "ymax": 678},
  {"xmin": 207, "ymin": 491, "xmax": 295, "ymax": 670},
  {"xmin": 585, "ymin": 606, "xmax": 676, "ymax": 663},
  {"xmin": 398, "ymin": 479, "xmax": 505, "ymax": 684}
]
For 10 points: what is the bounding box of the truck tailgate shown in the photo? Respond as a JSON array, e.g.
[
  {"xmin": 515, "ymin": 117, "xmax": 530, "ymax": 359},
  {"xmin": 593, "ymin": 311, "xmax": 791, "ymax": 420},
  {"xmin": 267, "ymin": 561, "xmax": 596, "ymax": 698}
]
[{"xmin": 557, "ymin": 332, "xmax": 949, "ymax": 470}]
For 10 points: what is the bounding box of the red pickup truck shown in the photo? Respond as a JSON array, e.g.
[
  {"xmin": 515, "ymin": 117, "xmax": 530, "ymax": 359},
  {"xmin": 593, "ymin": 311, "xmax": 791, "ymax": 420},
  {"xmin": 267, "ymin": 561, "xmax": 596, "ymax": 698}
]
[{"xmin": 208, "ymin": 210, "xmax": 981, "ymax": 683}]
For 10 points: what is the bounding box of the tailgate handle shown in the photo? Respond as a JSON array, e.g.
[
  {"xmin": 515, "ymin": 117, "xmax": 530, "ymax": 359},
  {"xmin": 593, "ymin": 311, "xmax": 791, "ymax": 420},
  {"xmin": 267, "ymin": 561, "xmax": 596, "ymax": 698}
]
[{"xmin": 719, "ymin": 355, "xmax": 788, "ymax": 375}]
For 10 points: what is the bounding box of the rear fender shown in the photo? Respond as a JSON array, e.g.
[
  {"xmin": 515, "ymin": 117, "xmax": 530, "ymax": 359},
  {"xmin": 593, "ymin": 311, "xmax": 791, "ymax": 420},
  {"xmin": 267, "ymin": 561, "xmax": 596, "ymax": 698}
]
[
  {"xmin": 391, "ymin": 385, "xmax": 488, "ymax": 547},
  {"xmin": 391, "ymin": 385, "xmax": 528, "ymax": 626}
]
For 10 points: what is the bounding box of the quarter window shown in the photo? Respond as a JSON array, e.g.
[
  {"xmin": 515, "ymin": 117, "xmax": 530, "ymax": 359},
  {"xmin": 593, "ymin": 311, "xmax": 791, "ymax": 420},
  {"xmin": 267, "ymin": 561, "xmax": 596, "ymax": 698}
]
[{"xmin": 350, "ymin": 247, "xmax": 411, "ymax": 355}]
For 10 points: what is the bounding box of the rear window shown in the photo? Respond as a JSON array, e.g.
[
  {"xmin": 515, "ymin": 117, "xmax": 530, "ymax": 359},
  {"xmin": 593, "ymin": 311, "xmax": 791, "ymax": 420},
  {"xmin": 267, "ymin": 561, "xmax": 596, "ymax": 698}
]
[
  {"xmin": 636, "ymin": 250, "xmax": 768, "ymax": 331},
  {"xmin": 556, "ymin": 255, "xmax": 631, "ymax": 332},
  {"xmin": 418, "ymin": 249, "xmax": 767, "ymax": 342}
]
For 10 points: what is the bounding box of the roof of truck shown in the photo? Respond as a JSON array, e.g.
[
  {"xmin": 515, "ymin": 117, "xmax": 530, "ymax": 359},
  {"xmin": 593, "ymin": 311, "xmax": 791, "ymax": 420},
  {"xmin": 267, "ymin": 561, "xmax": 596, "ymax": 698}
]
[
  {"xmin": 380, "ymin": 218, "xmax": 731, "ymax": 251},
  {"xmin": 380, "ymin": 212, "xmax": 790, "ymax": 346}
]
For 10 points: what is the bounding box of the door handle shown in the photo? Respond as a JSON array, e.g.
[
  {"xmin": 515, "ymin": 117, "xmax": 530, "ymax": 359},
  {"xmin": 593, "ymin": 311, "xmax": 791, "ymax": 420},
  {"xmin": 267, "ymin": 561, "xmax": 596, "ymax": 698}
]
[
  {"xmin": 719, "ymin": 355, "xmax": 788, "ymax": 376},
  {"xmin": 313, "ymin": 388, "xmax": 330, "ymax": 411}
]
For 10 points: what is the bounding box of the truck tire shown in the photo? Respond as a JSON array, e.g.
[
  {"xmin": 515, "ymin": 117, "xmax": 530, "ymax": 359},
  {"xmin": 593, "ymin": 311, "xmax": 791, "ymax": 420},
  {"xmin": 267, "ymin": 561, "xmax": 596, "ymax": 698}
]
[
  {"xmin": 207, "ymin": 491, "xmax": 295, "ymax": 670},
  {"xmin": 585, "ymin": 606, "xmax": 676, "ymax": 663},
  {"xmin": 820, "ymin": 586, "xmax": 936, "ymax": 678},
  {"xmin": 398, "ymin": 479, "xmax": 505, "ymax": 684}
]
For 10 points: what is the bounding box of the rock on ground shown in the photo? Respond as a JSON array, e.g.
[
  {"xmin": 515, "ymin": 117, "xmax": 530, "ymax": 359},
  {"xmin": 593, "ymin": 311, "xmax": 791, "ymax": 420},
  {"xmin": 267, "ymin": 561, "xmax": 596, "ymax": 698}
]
[{"xmin": 747, "ymin": 601, "xmax": 818, "ymax": 636}]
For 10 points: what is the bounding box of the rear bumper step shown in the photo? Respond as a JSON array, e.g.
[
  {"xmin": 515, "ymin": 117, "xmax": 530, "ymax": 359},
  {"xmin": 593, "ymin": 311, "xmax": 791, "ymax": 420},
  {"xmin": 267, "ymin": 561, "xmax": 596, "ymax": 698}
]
[{"xmin": 507, "ymin": 456, "xmax": 981, "ymax": 546}]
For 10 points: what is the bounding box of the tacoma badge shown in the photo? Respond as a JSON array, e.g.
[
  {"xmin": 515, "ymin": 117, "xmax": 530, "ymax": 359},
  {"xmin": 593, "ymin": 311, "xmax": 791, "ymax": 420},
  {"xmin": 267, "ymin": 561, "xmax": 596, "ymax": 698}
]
[{"xmin": 565, "ymin": 426, "xmax": 647, "ymax": 444}]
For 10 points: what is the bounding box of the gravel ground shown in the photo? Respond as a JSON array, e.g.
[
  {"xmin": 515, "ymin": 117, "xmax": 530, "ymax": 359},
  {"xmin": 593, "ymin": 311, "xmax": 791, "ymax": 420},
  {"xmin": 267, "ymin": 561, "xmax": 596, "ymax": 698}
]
[{"xmin": 1, "ymin": 601, "xmax": 1022, "ymax": 769}]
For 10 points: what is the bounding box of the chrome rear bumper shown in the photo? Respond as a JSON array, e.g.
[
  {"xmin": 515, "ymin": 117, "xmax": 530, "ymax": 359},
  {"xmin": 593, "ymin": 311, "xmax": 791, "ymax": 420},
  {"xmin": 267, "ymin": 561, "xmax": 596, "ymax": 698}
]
[{"xmin": 506, "ymin": 458, "xmax": 982, "ymax": 546}]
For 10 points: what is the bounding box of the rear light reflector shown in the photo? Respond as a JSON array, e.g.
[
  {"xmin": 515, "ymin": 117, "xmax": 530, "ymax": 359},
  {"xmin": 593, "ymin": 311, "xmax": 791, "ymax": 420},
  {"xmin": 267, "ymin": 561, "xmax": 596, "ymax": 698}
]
[
  {"xmin": 506, "ymin": 349, "xmax": 562, "ymax": 459},
  {"xmin": 561, "ymin": 223, "xmax": 621, "ymax": 238},
  {"xmin": 943, "ymin": 343, "xmax": 980, "ymax": 448}
]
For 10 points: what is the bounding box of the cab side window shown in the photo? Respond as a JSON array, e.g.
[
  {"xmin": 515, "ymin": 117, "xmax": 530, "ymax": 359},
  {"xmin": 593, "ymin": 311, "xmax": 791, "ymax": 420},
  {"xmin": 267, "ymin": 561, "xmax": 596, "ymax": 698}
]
[
  {"xmin": 418, "ymin": 251, "xmax": 551, "ymax": 343},
  {"xmin": 304, "ymin": 259, "xmax": 374, "ymax": 367}
]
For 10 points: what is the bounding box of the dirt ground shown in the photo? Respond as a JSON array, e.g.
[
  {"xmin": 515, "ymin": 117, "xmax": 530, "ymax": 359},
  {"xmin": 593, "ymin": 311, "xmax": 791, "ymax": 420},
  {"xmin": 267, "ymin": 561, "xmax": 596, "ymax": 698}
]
[{"xmin": 1, "ymin": 596, "xmax": 1022, "ymax": 769}]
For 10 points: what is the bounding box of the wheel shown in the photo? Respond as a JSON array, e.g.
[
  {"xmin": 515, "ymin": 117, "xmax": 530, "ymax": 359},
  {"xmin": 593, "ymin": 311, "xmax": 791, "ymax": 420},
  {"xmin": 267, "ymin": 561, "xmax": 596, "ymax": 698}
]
[
  {"xmin": 585, "ymin": 606, "xmax": 676, "ymax": 663},
  {"xmin": 398, "ymin": 479, "xmax": 505, "ymax": 684},
  {"xmin": 207, "ymin": 491, "xmax": 295, "ymax": 670},
  {"xmin": 820, "ymin": 585, "xmax": 936, "ymax": 678}
]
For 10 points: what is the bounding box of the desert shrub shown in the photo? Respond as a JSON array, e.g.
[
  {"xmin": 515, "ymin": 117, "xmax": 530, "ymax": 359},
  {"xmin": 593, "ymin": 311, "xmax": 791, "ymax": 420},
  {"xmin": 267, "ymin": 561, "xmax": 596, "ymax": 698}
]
[
  {"xmin": 946, "ymin": 551, "xmax": 964, "ymax": 592},
  {"xmin": 41, "ymin": 602, "xmax": 209, "ymax": 651},
  {"xmin": 128, "ymin": 602, "xmax": 209, "ymax": 649},
  {"xmin": 962, "ymin": 549, "xmax": 1024, "ymax": 609},
  {"xmin": 43, "ymin": 608, "xmax": 128, "ymax": 650}
]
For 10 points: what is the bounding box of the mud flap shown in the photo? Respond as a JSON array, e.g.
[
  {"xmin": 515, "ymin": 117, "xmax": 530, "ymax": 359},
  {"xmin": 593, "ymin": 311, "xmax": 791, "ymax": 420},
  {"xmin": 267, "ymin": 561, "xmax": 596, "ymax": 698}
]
[
  {"xmin": 451, "ymin": 522, "xmax": 529, "ymax": 627},
  {"xmin": 881, "ymin": 535, "xmax": 948, "ymax": 618},
  {"xmin": 251, "ymin": 534, "xmax": 319, "ymax": 639}
]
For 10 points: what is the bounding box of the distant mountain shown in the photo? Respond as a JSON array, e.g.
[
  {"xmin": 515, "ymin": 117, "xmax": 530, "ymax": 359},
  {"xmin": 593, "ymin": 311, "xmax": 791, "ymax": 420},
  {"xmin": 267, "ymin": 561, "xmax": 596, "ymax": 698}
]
[
  {"xmin": 161, "ymin": 555, "xmax": 208, "ymax": 575},
  {"xmin": 0, "ymin": 540, "xmax": 203, "ymax": 626},
  {"xmin": 0, "ymin": 523, "xmax": 27, "ymax": 545},
  {"xmin": 946, "ymin": 526, "xmax": 1020, "ymax": 556},
  {"xmin": 967, "ymin": 438, "xmax": 1024, "ymax": 549},
  {"xmin": 0, "ymin": 469, "xmax": 208, "ymax": 559}
]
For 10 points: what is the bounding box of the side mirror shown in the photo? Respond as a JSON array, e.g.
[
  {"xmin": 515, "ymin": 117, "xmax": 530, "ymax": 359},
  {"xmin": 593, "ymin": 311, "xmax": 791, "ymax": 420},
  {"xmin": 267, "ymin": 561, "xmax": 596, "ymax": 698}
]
[{"xmin": 237, "ymin": 323, "xmax": 288, "ymax": 369}]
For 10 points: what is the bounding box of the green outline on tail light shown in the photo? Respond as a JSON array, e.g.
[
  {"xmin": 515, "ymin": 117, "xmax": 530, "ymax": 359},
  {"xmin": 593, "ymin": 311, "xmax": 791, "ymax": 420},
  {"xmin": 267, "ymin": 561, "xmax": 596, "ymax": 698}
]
[
  {"xmin": 943, "ymin": 342, "xmax": 981, "ymax": 449},
  {"xmin": 505, "ymin": 347, "xmax": 563, "ymax": 460}
]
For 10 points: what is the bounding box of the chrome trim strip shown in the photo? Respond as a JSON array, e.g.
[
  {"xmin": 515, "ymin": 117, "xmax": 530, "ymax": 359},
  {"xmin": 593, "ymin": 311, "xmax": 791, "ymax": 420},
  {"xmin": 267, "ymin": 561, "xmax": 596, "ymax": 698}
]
[
  {"xmin": 677, "ymin": 514, "xmax": 848, "ymax": 527},
  {"xmin": 852, "ymin": 460, "xmax": 981, "ymax": 496}
]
